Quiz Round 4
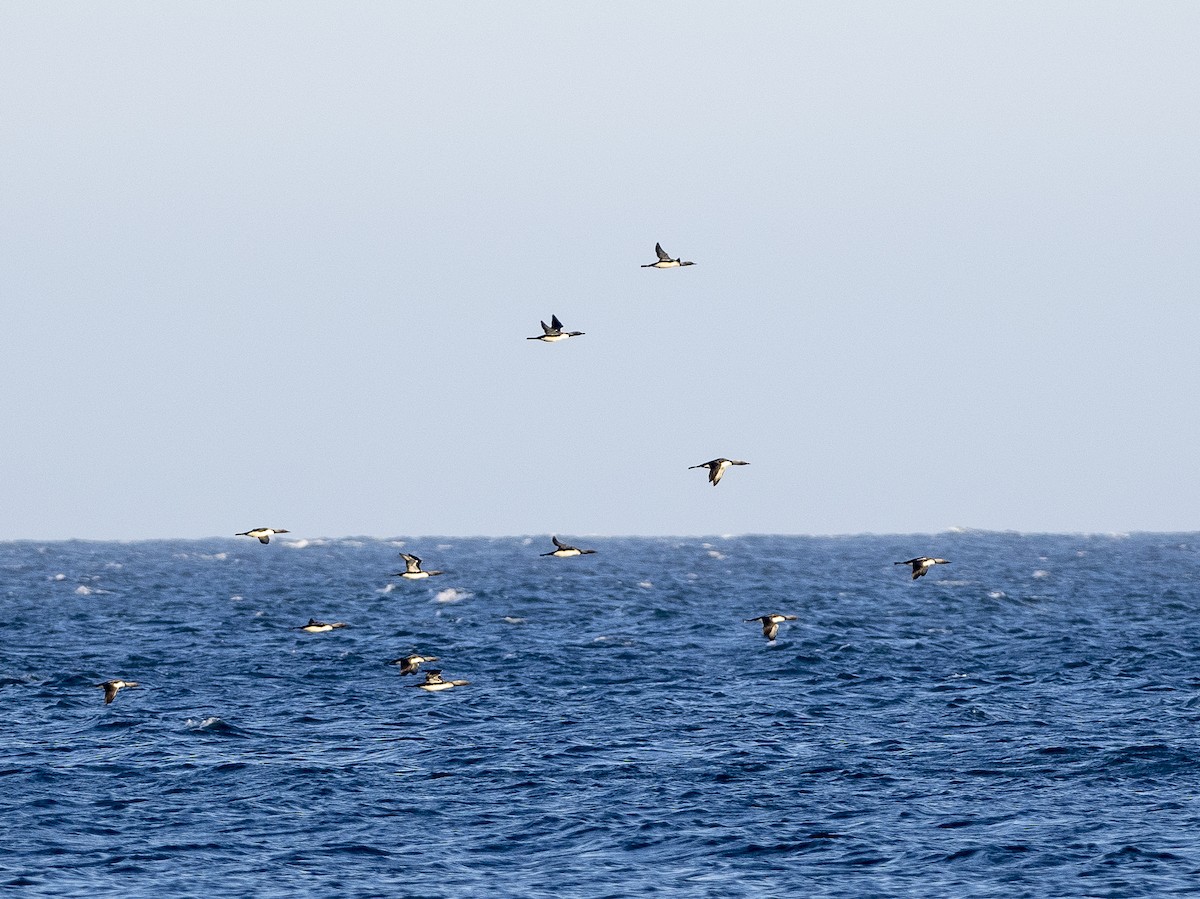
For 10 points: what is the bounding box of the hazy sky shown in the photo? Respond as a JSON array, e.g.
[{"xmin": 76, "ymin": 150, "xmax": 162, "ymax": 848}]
[{"xmin": 3, "ymin": 3, "xmax": 1198, "ymax": 540}]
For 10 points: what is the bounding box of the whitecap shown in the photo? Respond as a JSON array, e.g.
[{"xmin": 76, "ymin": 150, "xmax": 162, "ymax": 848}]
[
  {"xmin": 435, "ymin": 588, "xmax": 472, "ymax": 604},
  {"xmin": 988, "ymin": 591, "xmax": 1006, "ymax": 599},
  {"xmin": 52, "ymin": 573, "xmax": 66, "ymax": 581},
  {"xmin": 74, "ymin": 585, "xmax": 94, "ymax": 595},
  {"xmin": 230, "ymin": 594, "xmax": 243, "ymax": 602},
  {"xmin": 638, "ymin": 581, "xmax": 653, "ymax": 589},
  {"xmin": 283, "ymin": 539, "xmax": 310, "ymax": 549},
  {"xmin": 707, "ymin": 550, "xmax": 726, "ymax": 560},
  {"xmin": 186, "ymin": 716, "xmax": 224, "ymax": 730},
  {"xmin": 503, "ymin": 616, "xmax": 526, "ymax": 625},
  {"xmin": 1032, "ymin": 570, "xmax": 1049, "ymax": 578}
]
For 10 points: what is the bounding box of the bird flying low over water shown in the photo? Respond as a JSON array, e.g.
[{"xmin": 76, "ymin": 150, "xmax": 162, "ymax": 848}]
[
  {"xmin": 96, "ymin": 679, "xmax": 139, "ymax": 704},
  {"xmin": 296, "ymin": 618, "xmax": 348, "ymax": 633},
  {"xmin": 412, "ymin": 669, "xmax": 470, "ymax": 692},
  {"xmin": 895, "ymin": 557, "xmax": 951, "ymax": 580},
  {"xmin": 527, "ymin": 315, "xmax": 585, "ymax": 342},
  {"xmin": 236, "ymin": 527, "xmax": 289, "ymax": 544},
  {"xmin": 641, "ymin": 242, "xmax": 695, "ymax": 268},
  {"xmin": 391, "ymin": 654, "xmax": 439, "ymax": 675},
  {"xmin": 689, "ymin": 458, "xmax": 749, "ymax": 486},
  {"xmin": 745, "ymin": 614, "xmax": 798, "ymax": 641},
  {"xmin": 541, "ymin": 536, "xmax": 597, "ymax": 557},
  {"xmin": 393, "ymin": 553, "xmax": 444, "ymax": 579}
]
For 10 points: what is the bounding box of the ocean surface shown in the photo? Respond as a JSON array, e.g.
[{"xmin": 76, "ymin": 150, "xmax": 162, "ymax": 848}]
[{"xmin": 3, "ymin": 533, "xmax": 1200, "ymax": 898}]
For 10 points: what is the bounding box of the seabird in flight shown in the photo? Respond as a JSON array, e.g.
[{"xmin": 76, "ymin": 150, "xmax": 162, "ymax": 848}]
[
  {"xmin": 96, "ymin": 679, "xmax": 139, "ymax": 705},
  {"xmin": 236, "ymin": 527, "xmax": 290, "ymax": 544},
  {"xmin": 541, "ymin": 536, "xmax": 597, "ymax": 558},
  {"xmin": 688, "ymin": 458, "xmax": 749, "ymax": 486},
  {"xmin": 527, "ymin": 315, "xmax": 585, "ymax": 342},
  {"xmin": 393, "ymin": 553, "xmax": 444, "ymax": 579},
  {"xmin": 641, "ymin": 243, "xmax": 695, "ymax": 268},
  {"xmin": 895, "ymin": 557, "xmax": 951, "ymax": 580},
  {"xmin": 744, "ymin": 614, "xmax": 798, "ymax": 642}
]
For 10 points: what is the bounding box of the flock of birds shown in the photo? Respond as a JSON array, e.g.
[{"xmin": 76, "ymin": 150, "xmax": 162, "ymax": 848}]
[{"xmin": 93, "ymin": 244, "xmax": 950, "ymax": 704}]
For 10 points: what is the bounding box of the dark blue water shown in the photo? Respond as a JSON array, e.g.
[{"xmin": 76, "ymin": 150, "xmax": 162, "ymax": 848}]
[{"xmin": 4, "ymin": 533, "xmax": 1200, "ymax": 897}]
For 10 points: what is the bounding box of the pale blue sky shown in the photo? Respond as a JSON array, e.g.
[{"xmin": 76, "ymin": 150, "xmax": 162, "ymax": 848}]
[{"xmin": 3, "ymin": 3, "xmax": 1198, "ymax": 540}]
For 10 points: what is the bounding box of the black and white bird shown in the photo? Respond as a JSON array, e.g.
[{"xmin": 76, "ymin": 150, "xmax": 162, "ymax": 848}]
[
  {"xmin": 744, "ymin": 614, "xmax": 798, "ymax": 641},
  {"xmin": 296, "ymin": 618, "xmax": 348, "ymax": 633},
  {"xmin": 235, "ymin": 527, "xmax": 289, "ymax": 544},
  {"xmin": 688, "ymin": 458, "xmax": 749, "ymax": 486},
  {"xmin": 412, "ymin": 669, "xmax": 470, "ymax": 692},
  {"xmin": 390, "ymin": 654, "xmax": 439, "ymax": 675},
  {"xmin": 541, "ymin": 536, "xmax": 597, "ymax": 558},
  {"xmin": 895, "ymin": 557, "xmax": 951, "ymax": 580},
  {"xmin": 527, "ymin": 315, "xmax": 585, "ymax": 342},
  {"xmin": 96, "ymin": 679, "xmax": 139, "ymax": 705},
  {"xmin": 393, "ymin": 553, "xmax": 444, "ymax": 579},
  {"xmin": 641, "ymin": 242, "xmax": 695, "ymax": 268}
]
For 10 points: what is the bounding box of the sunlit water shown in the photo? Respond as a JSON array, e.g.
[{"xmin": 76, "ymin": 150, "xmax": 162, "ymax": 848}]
[{"xmin": 4, "ymin": 534, "xmax": 1200, "ymax": 897}]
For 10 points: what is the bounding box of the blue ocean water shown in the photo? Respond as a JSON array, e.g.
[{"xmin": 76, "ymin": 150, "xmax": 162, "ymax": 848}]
[{"xmin": 3, "ymin": 533, "xmax": 1200, "ymax": 897}]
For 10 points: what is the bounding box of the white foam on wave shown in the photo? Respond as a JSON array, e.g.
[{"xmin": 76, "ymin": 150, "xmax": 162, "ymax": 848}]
[
  {"xmin": 503, "ymin": 616, "xmax": 526, "ymax": 625},
  {"xmin": 707, "ymin": 550, "xmax": 726, "ymax": 560},
  {"xmin": 592, "ymin": 635, "xmax": 634, "ymax": 646},
  {"xmin": 380, "ymin": 583, "xmax": 399, "ymax": 593},
  {"xmin": 435, "ymin": 588, "xmax": 472, "ymax": 604},
  {"xmin": 230, "ymin": 594, "xmax": 243, "ymax": 602},
  {"xmin": 521, "ymin": 537, "xmax": 533, "ymax": 545},
  {"xmin": 186, "ymin": 716, "xmax": 224, "ymax": 731},
  {"xmin": 1033, "ymin": 570, "xmax": 1049, "ymax": 578},
  {"xmin": 52, "ymin": 573, "xmax": 66, "ymax": 581},
  {"xmin": 988, "ymin": 591, "xmax": 1006, "ymax": 599},
  {"xmin": 638, "ymin": 581, "xmax": 653, "ymax": 589},
  {"xmin": 283, "ymin": 539, "xmax": 311, "ymax": 549},
  {"xmin": 74, "ymin": 585, "xmax": 95, "ymax": 595}
]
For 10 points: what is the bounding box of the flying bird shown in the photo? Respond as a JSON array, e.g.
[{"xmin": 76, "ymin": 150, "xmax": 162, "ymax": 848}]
[
  {"xmin": 745, "ymin": 614, "xmax": 798, "ymax": 642},
  {"xmin": 235, "ymin": 527, "xmax": 289, "ymax": 544},
  {"xmin": 641, "ymin": 242, "xmax": 695, "ymax": 268},
  {"xmin": 96, "ymin": 679, "xmax": 139, "ymax": 705},
  {"xmin": 689, "ymin": 458, "xmax": 749, "ymax": 486},
  {"xmin": 390, "ymin": 654, "xmax": 439, "ymax": 675},
  {"xmin": 527, "ymin": 315, "xmax": 585, "ymax": 342},
  {"xmin": 895, "ymin": 557, "xmax": 951, "ymax": 580},
  {"xmin": 393, "ymin": 553, "xmax": 444, "ymax": 579},
  {"xmin": 541, "ymin": 536, "xmax": 597, "ymax": 558},
  {"xmin": 412, "ymin": 669, "xmax": 470, "ymax": 692}
]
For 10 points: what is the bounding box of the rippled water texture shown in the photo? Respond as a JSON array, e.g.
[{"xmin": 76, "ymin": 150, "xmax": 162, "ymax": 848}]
[{"xmin": 3, "ymin": 534, "xmax": 1200, "ymax": 897}]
